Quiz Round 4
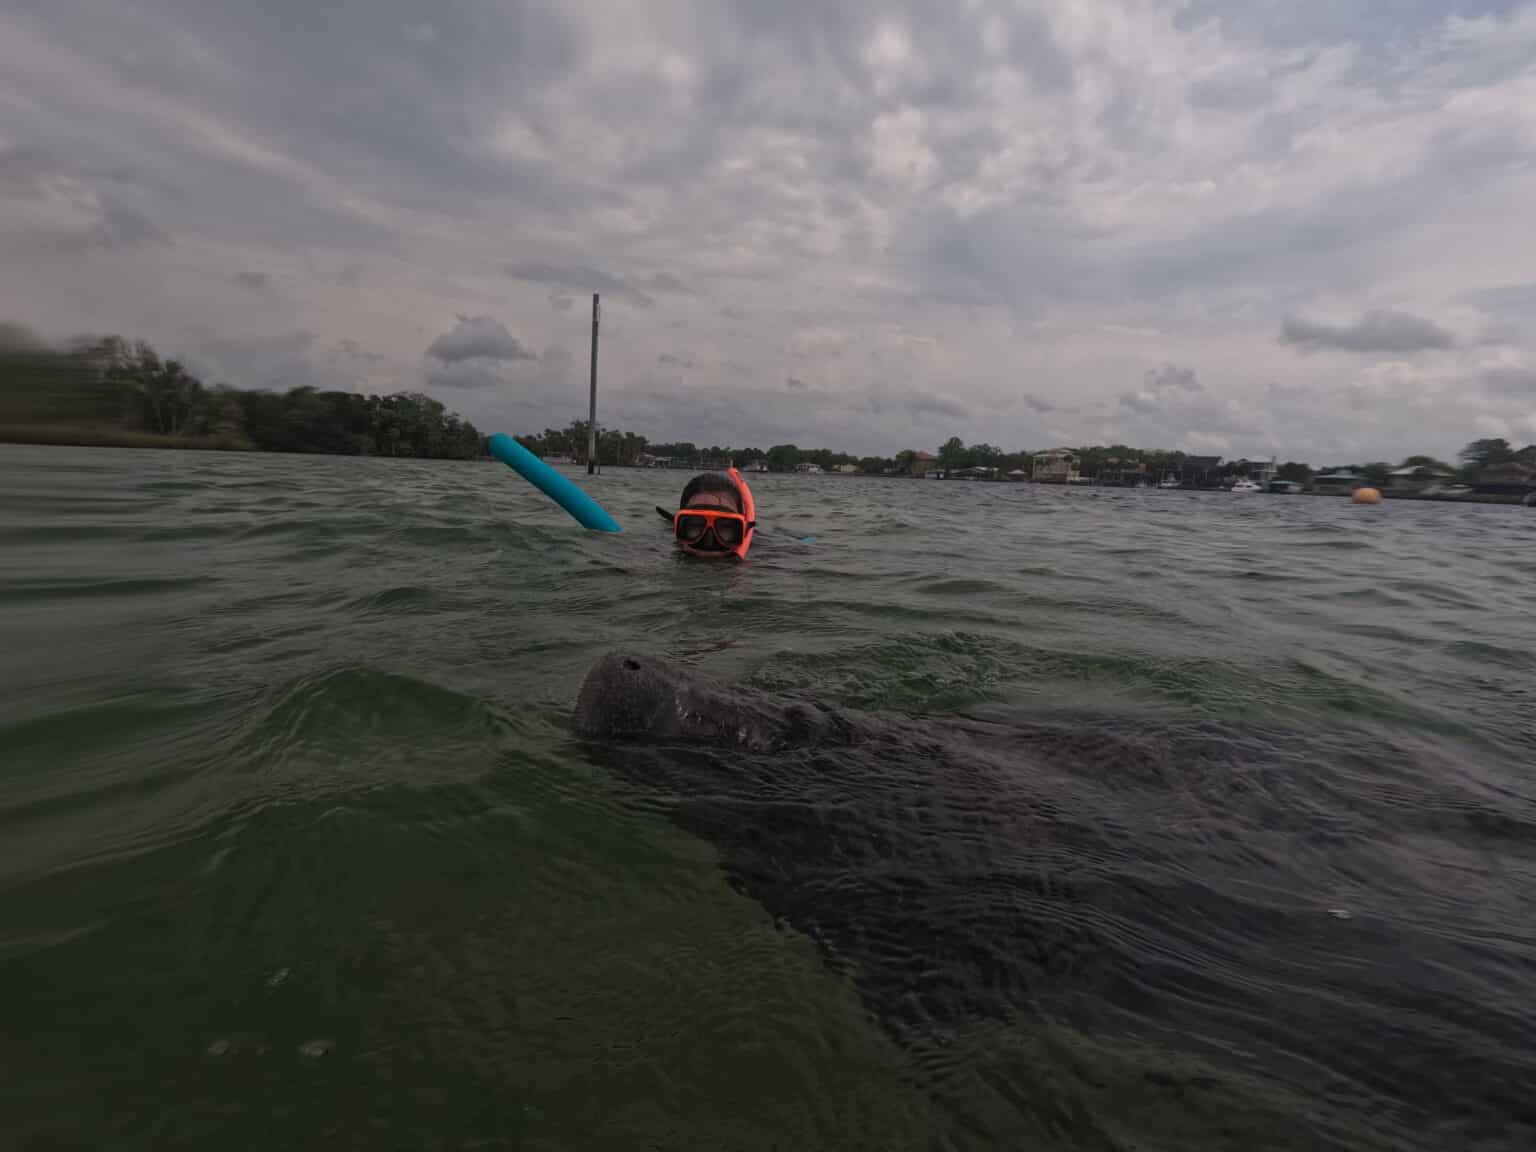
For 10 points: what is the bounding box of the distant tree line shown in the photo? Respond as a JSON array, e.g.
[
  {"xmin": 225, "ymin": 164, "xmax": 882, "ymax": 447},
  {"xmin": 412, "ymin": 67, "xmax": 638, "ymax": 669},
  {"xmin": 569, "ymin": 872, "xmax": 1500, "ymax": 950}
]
[
  {"xmin": 515, "ymin": 421, "xmax": 1535, "ymax": 490},
  {"xmin": 6, "ymin": 325, "xmax": 1531, "ymax": 483},
  {"xmin": 0, "ymin": 328, "xmax": 483, "ymax": 458}
]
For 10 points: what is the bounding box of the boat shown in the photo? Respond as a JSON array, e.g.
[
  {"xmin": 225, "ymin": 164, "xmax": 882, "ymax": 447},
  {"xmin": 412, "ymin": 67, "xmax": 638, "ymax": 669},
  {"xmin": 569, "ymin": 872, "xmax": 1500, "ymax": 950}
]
[
  {"xmin": 1230, "ymin": 478, "xmax": 1262, "ymax": 493},
  {"xmin": 1158, "ymin": 473, "xmax": 1180, "ymax": 489}
]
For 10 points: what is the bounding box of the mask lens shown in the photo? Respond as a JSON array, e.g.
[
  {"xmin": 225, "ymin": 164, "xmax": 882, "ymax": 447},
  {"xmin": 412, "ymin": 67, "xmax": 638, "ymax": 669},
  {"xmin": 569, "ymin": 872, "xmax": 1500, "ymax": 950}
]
[
  {"xmin": 713, "ymin": 516, "xmax": 744, "ymax": 547},
  {"xmin": 676, "ymin": 514, "xmax": 709, "ymax": 542}
]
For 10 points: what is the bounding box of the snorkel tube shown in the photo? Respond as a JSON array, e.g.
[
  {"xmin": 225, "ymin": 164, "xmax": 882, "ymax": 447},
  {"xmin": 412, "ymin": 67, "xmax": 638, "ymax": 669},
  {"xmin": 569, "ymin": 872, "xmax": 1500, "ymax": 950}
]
[
  {"xmin": 487, "ymin": 433, "xmax": 621, "ymax": 532},
  {"xmin": 727, "ymin": 467, "xmax": 755, "ymax": 558}
]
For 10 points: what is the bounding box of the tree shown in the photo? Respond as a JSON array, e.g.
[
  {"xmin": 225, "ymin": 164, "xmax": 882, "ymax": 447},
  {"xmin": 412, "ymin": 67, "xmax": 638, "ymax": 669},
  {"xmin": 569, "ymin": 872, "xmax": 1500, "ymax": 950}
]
[
  {"xmin": 766, "ymin": 443, "xmax": 801, "ymax": 472},
  {"xmin": 1361, "ymin": 461, "xmax": 1392, "ymax": 488},
  {"xmin": 938, "ymin": 436, "xmax": 967, "ymax": 471},
  {"xmin": 1400, "ymin": 454, "xmax": 1453, "ymax": 472},
  {"xmin": 1459, "ymin": 438, "xmax": 1514, "ymax": 475},
  {"xmin": 1277, "ymin": 461, "xmax": 1313, "ymax": 483}
]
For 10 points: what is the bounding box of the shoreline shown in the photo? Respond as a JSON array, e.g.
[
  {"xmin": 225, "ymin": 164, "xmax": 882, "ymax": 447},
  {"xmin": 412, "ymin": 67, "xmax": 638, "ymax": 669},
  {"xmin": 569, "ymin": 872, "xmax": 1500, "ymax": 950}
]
[{"xmin": 5, "ymin": 433, "xmax": 1530, "ymax": 505}]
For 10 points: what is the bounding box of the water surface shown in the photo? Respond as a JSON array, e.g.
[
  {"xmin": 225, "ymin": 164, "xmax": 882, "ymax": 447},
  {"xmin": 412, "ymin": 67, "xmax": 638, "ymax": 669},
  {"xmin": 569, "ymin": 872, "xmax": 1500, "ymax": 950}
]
[{"xmin": 2, "ymin": 445, "xmax": 1534, "ymax": 1150}]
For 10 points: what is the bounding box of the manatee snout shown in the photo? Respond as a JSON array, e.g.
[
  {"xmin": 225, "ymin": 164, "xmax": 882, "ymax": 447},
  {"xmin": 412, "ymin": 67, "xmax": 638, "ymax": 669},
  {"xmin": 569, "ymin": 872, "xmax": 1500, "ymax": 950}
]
[
  {"xmin": 572, "ymin": 652, "xmax": 689, "ymax": 740},
  {"xmin": 573, "ymin": 652, "xmax": 869, "ymax": 751}
]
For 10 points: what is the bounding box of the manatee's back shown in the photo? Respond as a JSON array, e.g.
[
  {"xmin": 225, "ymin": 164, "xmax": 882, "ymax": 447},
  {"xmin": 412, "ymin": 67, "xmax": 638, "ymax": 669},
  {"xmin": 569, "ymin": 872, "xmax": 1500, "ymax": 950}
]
[{"xmin": 572, "ymin": 652, "xmax": 841, "ymax": 750}]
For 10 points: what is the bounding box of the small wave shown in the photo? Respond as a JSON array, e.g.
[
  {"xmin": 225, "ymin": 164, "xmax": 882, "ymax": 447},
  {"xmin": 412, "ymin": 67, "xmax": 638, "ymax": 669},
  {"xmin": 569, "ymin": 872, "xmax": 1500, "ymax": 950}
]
[
  {"xmin": 234, "ymin": 664, "xmax": 501, "ymax": 791},
  {"xmin": 0, "ymin": 574, "xmax": 212, "ymax": 604},
  {"xmin": 1441, "ymin": 638, "xmax": 1536, "ymax": 673}
]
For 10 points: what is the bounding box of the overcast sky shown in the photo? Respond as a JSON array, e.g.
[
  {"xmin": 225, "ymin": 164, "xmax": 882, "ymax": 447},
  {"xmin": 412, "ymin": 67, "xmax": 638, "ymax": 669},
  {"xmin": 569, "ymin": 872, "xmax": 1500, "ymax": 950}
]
[{"xmin": 3, "ymin": 1, "xmax": 1535, "ymax": 461}]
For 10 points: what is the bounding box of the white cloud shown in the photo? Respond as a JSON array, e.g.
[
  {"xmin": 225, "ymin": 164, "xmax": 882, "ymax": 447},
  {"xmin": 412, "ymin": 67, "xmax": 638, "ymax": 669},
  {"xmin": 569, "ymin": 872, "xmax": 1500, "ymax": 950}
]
[
  {"xmin": 425, "ymin": 315, "xmax": 537, "ymax": 364},
  {"xmin": 1, "ymin": 1, "xmax": 1534, "ymax": 458}
]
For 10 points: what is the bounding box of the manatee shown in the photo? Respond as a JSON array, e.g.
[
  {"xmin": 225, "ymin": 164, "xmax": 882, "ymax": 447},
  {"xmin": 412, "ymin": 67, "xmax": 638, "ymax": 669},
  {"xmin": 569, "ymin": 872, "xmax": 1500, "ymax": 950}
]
[
  {"xmin": 570, "ymin": 652, "xmax": 1531, "ymax": 1150},
  {"xmin": 575, "ymin": 651, "xmax": 893, "ymax": 751},
  {"xmin": 572, "ymin": 652, "xmax": 1203, "ymax": 1040}
]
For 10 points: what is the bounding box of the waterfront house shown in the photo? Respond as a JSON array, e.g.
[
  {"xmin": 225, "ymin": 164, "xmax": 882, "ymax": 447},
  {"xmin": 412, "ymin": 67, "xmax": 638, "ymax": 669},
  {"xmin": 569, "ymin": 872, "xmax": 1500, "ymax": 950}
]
[
  {"xmin": 1032, "ymin": 449, "xmax": 1079, "ymax": 484},
  {"xmin": 1247, "ymin": 458, "xmax": 1278, "ymax": 487},
  {"xmin": 1472, "ymin": 461, "xmax": 1536, "ymax": 497},
  {"xmin": 1314, "ymin": 469, "xmax": 1364, "ymax": 495},
  {"xmin": 795, "ymin": 461, "xmax": 824, "ymax": 474},
  {"xmin": 1180, "ymin": 456, "xmax": 1223, "ymax": 488},
  {"xmin": 1386, "ymin": 464, "xmax": 1456, "ymax": 494},
  {"xmin": 1099, "ymin": 460, "xmax": 1152, "ymax": 487}
]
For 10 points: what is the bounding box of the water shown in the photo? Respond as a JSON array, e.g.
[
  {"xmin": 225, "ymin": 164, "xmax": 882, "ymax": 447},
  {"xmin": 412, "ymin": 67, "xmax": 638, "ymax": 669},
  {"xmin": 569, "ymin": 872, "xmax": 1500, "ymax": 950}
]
[{"xmin": 2, "ymin": 444, "xmax": 1534, "ymax": 1151}]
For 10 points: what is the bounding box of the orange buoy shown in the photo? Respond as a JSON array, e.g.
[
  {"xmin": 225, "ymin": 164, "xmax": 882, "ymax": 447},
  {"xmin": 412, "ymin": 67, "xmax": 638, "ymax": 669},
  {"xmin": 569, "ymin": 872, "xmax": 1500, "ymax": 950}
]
[{"xmin": 1352, "ymin": 487, "xmax": 1382, "ymax": 505}]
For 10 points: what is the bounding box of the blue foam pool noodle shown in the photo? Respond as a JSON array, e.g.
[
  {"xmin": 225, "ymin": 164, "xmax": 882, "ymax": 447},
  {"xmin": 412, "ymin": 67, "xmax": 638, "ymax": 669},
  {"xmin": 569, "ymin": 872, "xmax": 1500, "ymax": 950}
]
[{"xmin": 488, "ymin": 433, "xmax": 622, "ymax": 533}]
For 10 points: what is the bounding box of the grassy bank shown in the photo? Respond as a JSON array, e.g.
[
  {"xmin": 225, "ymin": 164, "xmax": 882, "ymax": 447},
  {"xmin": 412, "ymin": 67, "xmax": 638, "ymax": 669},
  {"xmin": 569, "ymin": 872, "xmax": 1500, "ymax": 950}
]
[{"xmin": 0, "ymin": 424, "xmax": 256, "ymax": 451}]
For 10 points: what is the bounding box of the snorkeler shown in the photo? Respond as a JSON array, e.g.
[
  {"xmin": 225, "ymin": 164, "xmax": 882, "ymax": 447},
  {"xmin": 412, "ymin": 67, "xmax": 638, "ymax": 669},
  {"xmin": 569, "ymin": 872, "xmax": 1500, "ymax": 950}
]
[{"xmin": 655, "ymin": 469, "xmax": 756, "ymax": 558}]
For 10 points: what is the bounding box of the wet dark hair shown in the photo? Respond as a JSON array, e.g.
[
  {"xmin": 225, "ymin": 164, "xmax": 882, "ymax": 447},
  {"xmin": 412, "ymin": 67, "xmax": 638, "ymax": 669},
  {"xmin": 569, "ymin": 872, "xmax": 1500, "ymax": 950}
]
[{"xmin": 679, "ymin": 472, "xmax": 741, "ymax": 511}]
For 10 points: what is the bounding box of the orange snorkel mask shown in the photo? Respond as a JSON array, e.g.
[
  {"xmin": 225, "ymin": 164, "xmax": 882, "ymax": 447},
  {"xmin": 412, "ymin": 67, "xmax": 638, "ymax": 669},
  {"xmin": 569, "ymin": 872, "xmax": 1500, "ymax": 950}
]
[{"xmin": 671, "ymin": 468, "xmax": 756, "ymax": 558}]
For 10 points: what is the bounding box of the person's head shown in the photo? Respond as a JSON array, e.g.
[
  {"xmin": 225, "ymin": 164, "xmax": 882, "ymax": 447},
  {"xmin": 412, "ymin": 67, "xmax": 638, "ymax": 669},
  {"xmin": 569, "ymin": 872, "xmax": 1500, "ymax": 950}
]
[
  {"xmin": 675, "ymin": 472, "xmax": 748, "ymax": 557},
  {"xmin": 679, "ymin": 473, "xmax": 742, "ymax": 513}
]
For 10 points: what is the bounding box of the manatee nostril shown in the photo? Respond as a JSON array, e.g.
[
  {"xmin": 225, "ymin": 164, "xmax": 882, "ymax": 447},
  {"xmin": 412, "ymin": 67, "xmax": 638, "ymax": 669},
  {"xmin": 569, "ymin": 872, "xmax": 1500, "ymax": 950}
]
[{"xmin": 623, "ymin": 658, "xmax": 641, "ymax": 671}]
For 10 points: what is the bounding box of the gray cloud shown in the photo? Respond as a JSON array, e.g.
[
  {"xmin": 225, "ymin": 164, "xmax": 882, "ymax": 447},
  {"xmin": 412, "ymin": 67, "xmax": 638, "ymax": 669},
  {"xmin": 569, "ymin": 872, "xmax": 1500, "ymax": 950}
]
[
  {"xmin": 428, "ymin": 341, "xmax": 574, "ymax": 394},
  {"xmin": 425, "ymin": 315, "xmax": 536, "ymax": 364},
  {"xmin": 1280, "ymin": 310, "xmax": 1457, "ymax": 354},
  {"xmin": 646, "ymin": 272, "xmax": 690, "ymax": 294},
  {"xmin": 786, "ymin": 376, "xmax": 809, "ymax": 390},
  {"xmin": 339, "ymin": 338, "xmax": 385, "ymax": 364},
  {"xmin": 425, "ymin": 360, "xmax": 506, "ymax": 390},
  {"xmin": 233, "ymin": 271, "xmax": 270, "ymax": 290},
  {"xmin": 1145, "ymin": 365, "xmax": 1204, "ymax": 394},
  {"xmin": 1483, "ymin": 366, "xmax": 1536, "ymax": 396},
  {"xmin": 903, "ymin": 393, "xmax": 968, "ymax": 421},
  {"xmin": 187, "ymin": 330, "xmax": 329, "ymax": 391},
  {"xmin": 504, "ymin": 262, "xmax": 652, "ymax": 306},
  {"xmin": 3, "ymin": 1, "xmax": 1534, "ymax": 460},
  {"xmin": 658, "ymin": 352, "xmax": 692, "ymax": 368},
  {"xmin": 86, "ymin": 203, "xmax": 170, "ymax": 249},
  {"xmin": 1120, "ymin": 365, "xmax": 1205, "ymax": 413}
]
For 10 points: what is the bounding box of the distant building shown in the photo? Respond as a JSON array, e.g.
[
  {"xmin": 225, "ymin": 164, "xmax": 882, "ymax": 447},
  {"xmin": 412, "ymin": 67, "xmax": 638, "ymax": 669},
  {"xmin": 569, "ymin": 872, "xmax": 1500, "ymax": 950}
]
[
  {"xmin": 908, "ymin": 451, "xmax": 938, "ymax": 477},
  {"xmin": 795, "ymin": 461, "xmax": 823, "ymax": 474},
  {"xmin": 1032, "ymin": 449, "xmax": 1079, "ymax": 484},
  {"xmin": 834, "ymin": 463, "xmax": 858, "ymax": 474},
  {"xmin": 1099, "ymin": 460, "xmax": 1151, "ymax": 487},
  {"xmin": 1006, "ymin": 468, "xmax": 1030, "ymax": 482},
  {"xmin": 741, "ymin": 459, "xmax": 769, "ymax": 473},
  {"xmin": 1246, "ymin": 458, "xmax": 1278, "ymax": 488},
  {"xmin": 1314, "ymin": 469, "xmax": 1364, "ymax": 495},
  {"xmin": 1472, "ymin": 461, "xmax": 1536, "ymax": 496},
  {"xmin": 1386, "ymin": 464, "xmax": 1456, "ymax": 494},
  {"xmin": 1180, "ymin": 455, "xmax": 1223, "ymax": 488}
]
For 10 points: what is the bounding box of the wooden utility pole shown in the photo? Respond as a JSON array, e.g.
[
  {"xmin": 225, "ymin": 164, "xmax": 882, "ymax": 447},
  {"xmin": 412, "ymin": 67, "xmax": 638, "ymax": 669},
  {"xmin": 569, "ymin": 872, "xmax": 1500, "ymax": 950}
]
[{"xmin": 587, "ymin": 293, "xmax": 600, "ymax": 475}]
